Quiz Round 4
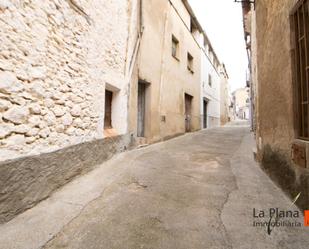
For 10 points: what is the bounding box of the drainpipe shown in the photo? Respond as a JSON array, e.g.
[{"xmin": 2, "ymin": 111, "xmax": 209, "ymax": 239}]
[
  {"xmin": 126, "ymin": 0, "xmax": 144, "ymax": 136},
  {"xmin": 158, "ymin": 4, "xmax": 170, "ymax": 140}
]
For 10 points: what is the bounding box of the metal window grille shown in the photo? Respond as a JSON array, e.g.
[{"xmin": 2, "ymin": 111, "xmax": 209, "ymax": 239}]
[{"xmin": 292, "ymin": 0, "xmax": 309, "ymax": 139}]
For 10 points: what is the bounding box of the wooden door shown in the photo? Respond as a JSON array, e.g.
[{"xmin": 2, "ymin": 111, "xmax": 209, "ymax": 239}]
[
  {"xmin": 137, "ymin": 83, "xmax": 146, "ymax": 137},
  {"xmin": 185, "ymin": 94, "xmax": 193, "ymax": 132},
  {"xmin": 104, "ymin": 90, "xmax": 113, "ymax": 129},
  {"xmin": 203, "ymin": 100, "xmax": 208, "ymax": 129}
]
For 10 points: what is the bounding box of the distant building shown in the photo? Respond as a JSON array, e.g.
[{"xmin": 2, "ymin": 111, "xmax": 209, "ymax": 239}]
[
  {"xmin": 232, "ymin": 87, "xmax": 250, "ymax": 120},
  {"xmin": 200, "ymin": 33, "xmax": 223, "ymax": 129}
]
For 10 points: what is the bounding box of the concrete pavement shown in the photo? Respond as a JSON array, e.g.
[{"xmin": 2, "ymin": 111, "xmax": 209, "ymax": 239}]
[{"xmin": 0, "ymin": 123, "xmax": 308, "ymax": 249}]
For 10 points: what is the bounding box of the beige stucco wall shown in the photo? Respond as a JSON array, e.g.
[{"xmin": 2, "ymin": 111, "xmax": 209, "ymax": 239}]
[
  {"xmin": 220, "ymin": 70, "xmax": 229, "ymax": 125},
  {"xmin": 136, "ymin": 0, "xmax": 201, "ymax": 142},
  {"xmin": 0, "ymin": 0, "xmax": 138, "ymax": 161},
  {"xmin": 254, "ymin": 0, "xmax": 298, "ymax": 154},
  {"xmin": 233, "ymin": 88, "xmax": 249, "ymax": 108},
  {"xmin": 233, "ymin": 88, "xmax": 250, "ymax": 120},
  {"xmin": 251, "ymin": 0, "xmax": 309, "ymax": 210}
]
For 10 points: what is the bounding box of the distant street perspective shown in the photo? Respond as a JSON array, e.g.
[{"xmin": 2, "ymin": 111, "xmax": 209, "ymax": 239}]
[
  {"xmin": 0, "ymin": 122, "xmax": 307, "ymax": 249},
  {"xmin": 0, "ymin": 0, "xmax": 308, "ymax": 248}
]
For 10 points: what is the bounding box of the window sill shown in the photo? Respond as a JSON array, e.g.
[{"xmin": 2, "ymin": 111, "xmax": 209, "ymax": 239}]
[
  {"xmin": 187, "ymin": 67, "xmax": 194, "ymax": 74},
  {"xmin": 172, "ymin": 55, "xmax": 180, "ymax": 61},
  {"xmin": 294, "ymin": 138, "xmax": 309, "ymax": 144},
  {"xmin": 104, "ymin": 128, "xmax": 118, "ymax": 137}
]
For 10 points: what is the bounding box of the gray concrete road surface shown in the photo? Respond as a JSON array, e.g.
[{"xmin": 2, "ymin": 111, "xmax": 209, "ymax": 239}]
[{"xmin": 0, "ymin": 122, "xmax": 308, "ymax": 249}]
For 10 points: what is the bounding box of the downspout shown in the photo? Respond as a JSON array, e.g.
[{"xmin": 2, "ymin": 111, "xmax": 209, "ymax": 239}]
[
  {"xmin": 158, "ymin": 4, "xmax": 170, "ymax": 140},
  {"xmin": 126, "ymin": 0, "xmax": 144, "ymax": 135}
]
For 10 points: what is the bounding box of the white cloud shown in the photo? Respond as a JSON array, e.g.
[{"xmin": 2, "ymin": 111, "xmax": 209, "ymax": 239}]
[{"xmin": 189, "ymin": 0, "xmax": 248, "ymax": 91}]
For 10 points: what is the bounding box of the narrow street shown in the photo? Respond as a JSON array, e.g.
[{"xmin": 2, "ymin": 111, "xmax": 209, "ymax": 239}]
[{"xmin": 0, "ymin": 122, "xmax": 308, "ymax": 249}]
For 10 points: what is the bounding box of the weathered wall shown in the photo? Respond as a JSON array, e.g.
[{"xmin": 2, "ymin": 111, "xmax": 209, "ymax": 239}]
[
  {"xmin": 220, "ymin": 69, "xmax": 229, "ymax": 125},
  {"xmin": 0, "ymin": 0, "xmax": 135, "ymax": 161},
  {"xmin": 250, "ymin": 8, "xmax": 258, "ymax": 133},
  {"xmin": 253, "ymin": 0, "xmax": 309, "ymax": 209},
  {"xmin": 0, "ymin": 133, "xmax": 134, "ymax": 223},
  {"xmin": 255, "ymin": 0, "xmax": 297, "ymax": 153},
  {"xmin": 0, "ymin": 0, "xmax": 140, "ymax": 222},
  {"xmin": 137, "ymin": 0, "xmax": 201, "ymax": 142}
]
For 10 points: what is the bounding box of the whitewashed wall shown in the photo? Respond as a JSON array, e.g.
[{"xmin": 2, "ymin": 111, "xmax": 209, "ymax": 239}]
[
  {"xmin": 200, "ymin": 47, "xmax": 221, "ymax": 128},
  {"xmin": 0, "ymin": 0, "xmax": 137, "ymax": 161}
]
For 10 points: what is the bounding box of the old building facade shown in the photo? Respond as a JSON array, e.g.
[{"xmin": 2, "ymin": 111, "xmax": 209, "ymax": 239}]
[
  {"xmin": 200, "ymin": 34, "xmax": 222, "ymax": 129},
  {"xmin": 0, "ymin": 0, "xmax": 139, "ymax": 161},
  {"xmin": 232, "ymin": 87, "xmax": 250, "ymax": 120},
  {"xmin": 132, "ymin": 0, "xmax": 202, "ymax": 143},
  {"xmin": 243, "ymin": 0, "xmax": 309, "ymax": 209},
  {"xmin": 0, "ymin": 0, "xmax": 140, "ymax": 223},
  {"xmin": 0, "ymin": 0, "xmax": 228, "ymax": 222}
]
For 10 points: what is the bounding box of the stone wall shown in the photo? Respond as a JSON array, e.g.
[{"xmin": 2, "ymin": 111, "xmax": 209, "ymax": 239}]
[
  {"xmin": 0, "ymin": 0, "xmax": 139, "ymax": 222},
  {"xmin": 0, "ymin": 133, "xmax": 134, "ymax": 223},
  {"xmin": 0, "ymin": 0, "xmax": 133, "ymax": 161}
]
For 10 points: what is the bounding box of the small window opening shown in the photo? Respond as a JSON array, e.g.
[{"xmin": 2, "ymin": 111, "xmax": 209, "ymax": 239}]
[
  {"xmin": 187, "ymin": 52, "xmax": 194, "ymax": 73},
  {"xmin": 104, "ymin": 90, "xmax": 113, "ymax": 129},
  {"xmin": 172, "ymin": 35, "xmax": 179, "ymax": 59}
]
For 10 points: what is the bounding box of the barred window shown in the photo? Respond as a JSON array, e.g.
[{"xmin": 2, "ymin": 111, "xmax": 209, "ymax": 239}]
[{"xmin": 292, "ymin": 0, "xmax": 309, "ymax": 139}]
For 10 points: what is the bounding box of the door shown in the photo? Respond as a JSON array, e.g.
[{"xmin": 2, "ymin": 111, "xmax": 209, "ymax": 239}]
[
  {"xmin": 137, "ymin": 83, "xmax": 146, "ymax": 137},
  {"xmin": 203, "ymin": 99, "xmax": 208, "ymax": 129},
  {"xmin": 185, "ymin": 94, "xmax": 193, "ymax": 132},
  {"xmin": 104, "ymin": 90, "xmax": 113, "ymax": 129}
]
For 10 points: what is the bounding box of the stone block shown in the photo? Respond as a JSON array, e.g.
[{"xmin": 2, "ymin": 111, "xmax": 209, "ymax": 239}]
[
  {"xmin": 0, "ymin": 99, "xmax": 11, "ymax": 112},
  {"xmin": 3, "ymin": 106, "xmax": 29, "ymax": 124},
  {"xmin": 0, "ymin": 71, "xmax": 24, "ymax": 94}
]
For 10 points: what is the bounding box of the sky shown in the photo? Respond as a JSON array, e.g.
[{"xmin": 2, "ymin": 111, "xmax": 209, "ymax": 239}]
[{"xmin": 188, "ymin": 0, "xmax": 248, "ymax": 92}]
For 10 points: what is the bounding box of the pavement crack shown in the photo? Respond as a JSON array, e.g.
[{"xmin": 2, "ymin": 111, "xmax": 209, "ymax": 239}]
[
  {"xmin": 217, "ymin": 140, "xmax": 245, "ymax": 249},
  {"xmin": 40, "ymin": 186, "xmax": 110, "ymax": 249},
  {"xmin": 61, "ymin": 201, "xmax": 84, "ymax": 207}
]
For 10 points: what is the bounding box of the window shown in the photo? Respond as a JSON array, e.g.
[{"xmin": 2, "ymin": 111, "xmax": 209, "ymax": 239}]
[
  {"xmin": 208, "ymin": 74, "xmax": 212, "ymax": 87},
  {"xmin": 292, "ymin": 0, "xmax": 309, "ymax": 139},
  {"xmin": 187, "ymin": 52, "xmax": 194, "ymax": 73},
  {"xmin": 209, "ymin": 51, "xmax": 214, "ymax": 64},
  {"xmin": 204, "ymin": 41, "xmax": 208, "ymax": 53},
  {"xmin": 104, "ymin": 90, "xmax": 113, "ymax": 129},
  {"xmin": 190, "ymin": 17, "xmax": 198, "ymax": 34},
  {"xmin": 172, "ymin": 35, "xmax": 179, "ymax": 59}
]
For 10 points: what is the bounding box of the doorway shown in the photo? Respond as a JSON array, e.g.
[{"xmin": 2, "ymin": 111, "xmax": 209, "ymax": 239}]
[
  {"xmin": 203, "ymin": 99, "xmax": 208, "ymax": 129},
  {"xmin": 104, "ymin": 90, "xmax": 113, "ymax": 129},
  {"xmin": 137, "ymin": 82, "xmax": 147, "ymax": 137},
  {"xmin": 185, "ymin": 94, "xmax": 193, "ymax": 132}
]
